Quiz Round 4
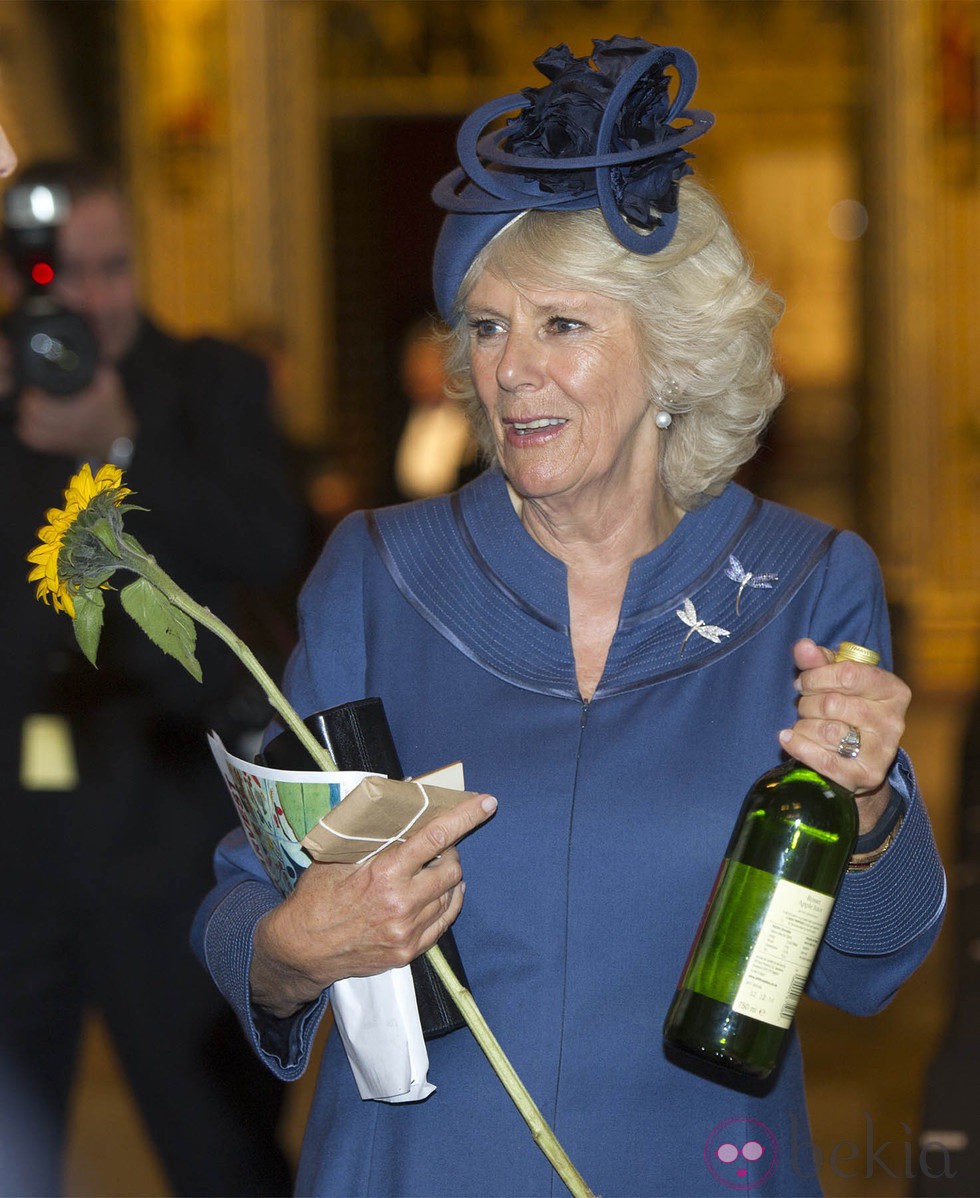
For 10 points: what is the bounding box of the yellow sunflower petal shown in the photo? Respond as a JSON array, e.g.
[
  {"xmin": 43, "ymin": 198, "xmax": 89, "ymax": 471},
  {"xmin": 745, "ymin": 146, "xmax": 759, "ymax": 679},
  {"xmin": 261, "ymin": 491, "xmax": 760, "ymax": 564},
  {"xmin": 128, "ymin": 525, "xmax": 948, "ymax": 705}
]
[
  {"xmin": 65, "ymin": 472, "xmax": 131, "ymax": 512},
  {"xmin": 26, "ymin": 539, "xmax": 62, "ymax": 587},
  {"xmin": 68, "ymin": 462, "xmax": 97, "ymax": 499},
  {"xmin": 94, "ymin": 463, "xmax": 125, "ymax": 491}
]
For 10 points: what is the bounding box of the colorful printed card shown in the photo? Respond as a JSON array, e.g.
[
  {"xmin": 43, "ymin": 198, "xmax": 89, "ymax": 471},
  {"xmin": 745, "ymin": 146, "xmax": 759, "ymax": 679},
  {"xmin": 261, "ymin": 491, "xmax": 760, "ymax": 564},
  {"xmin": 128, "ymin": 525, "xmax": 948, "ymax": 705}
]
[{"xmin": 207, "ymin": 732, "xmax": 374, "ymax": 896}]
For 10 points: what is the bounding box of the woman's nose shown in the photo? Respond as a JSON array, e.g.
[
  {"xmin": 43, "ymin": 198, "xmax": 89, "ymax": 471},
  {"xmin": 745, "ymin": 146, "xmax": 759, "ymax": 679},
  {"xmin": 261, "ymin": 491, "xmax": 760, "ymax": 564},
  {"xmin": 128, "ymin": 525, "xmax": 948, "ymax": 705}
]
[
  {"xmin": 495, "ymin": 329, "xmax": 544, "ymax": 393},
  {"xmin": 0, "ymin": 123, "xmax": 17, "ymax": 178}
]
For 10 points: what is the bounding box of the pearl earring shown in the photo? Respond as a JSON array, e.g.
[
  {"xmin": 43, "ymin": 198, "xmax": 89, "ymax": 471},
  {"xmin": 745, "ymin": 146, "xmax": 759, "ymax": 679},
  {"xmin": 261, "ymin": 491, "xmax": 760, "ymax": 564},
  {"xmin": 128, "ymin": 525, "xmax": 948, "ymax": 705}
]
[{"xmin": 655, "ymin": 410, "xmax": 672, "ymax": 429}]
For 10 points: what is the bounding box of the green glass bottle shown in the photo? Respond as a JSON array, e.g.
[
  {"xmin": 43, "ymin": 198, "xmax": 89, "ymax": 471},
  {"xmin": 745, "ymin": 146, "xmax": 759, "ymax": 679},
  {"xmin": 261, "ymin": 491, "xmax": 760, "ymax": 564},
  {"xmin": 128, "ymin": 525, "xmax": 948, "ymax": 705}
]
[{"xmin": 662, "ymin": 641, "xmax": 880, "ymax": 1079}]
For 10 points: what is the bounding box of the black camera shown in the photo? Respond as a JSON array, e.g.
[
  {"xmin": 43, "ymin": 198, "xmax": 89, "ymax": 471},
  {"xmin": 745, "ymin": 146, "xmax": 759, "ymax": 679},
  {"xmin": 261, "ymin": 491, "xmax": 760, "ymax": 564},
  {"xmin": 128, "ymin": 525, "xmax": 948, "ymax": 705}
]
[{"xmin": 1, "ymin": 178, "xmax": 98, "ymax": 403}]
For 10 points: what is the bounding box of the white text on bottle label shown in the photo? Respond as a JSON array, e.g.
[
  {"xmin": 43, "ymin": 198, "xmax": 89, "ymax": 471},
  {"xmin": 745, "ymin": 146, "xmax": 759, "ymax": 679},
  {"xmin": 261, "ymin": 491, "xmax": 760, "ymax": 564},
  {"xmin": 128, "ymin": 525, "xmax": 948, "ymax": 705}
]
[{"xmin": 731, "ymin": 879, "xmax": 833, "ymax": 1028}]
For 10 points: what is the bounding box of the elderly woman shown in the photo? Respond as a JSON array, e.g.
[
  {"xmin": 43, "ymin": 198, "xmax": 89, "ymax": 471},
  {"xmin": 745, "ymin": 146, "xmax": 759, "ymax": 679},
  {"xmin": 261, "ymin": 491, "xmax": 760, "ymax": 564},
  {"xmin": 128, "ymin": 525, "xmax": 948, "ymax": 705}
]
[{"xmin": 193, "ymin": 37, "xmax": 944, "ymax": 1197}]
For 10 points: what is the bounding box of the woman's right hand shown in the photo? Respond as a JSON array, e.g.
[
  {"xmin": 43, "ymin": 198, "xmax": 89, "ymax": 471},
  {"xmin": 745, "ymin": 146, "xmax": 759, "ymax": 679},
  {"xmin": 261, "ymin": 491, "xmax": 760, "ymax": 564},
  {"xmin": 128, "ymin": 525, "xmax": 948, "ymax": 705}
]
[{"xmin": 249, "ymin": 791, "xmax": 497, "ymax": 1018}]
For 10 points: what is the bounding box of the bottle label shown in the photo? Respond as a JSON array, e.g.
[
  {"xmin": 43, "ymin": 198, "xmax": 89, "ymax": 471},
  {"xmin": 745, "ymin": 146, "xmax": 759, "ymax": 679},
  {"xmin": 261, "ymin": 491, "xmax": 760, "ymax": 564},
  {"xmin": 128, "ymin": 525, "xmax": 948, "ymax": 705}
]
[{"xmin": 731, "ymin": 876, "xmax": 833, "ymax": 1028}]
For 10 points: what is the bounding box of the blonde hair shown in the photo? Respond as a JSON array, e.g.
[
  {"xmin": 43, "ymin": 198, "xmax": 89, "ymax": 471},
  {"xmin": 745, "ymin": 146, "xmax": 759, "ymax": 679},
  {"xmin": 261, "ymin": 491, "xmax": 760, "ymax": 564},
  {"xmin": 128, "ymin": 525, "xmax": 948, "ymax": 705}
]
[{"xmin": 444, "ymin": 180, "xmax": 784, "ymax": 511}]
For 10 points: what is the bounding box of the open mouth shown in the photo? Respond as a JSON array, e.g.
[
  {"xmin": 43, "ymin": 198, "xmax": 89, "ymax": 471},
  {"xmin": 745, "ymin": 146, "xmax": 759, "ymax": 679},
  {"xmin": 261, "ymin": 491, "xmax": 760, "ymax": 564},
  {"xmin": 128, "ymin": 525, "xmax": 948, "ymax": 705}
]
[{"xmin": 508, "ymin": 417, "xmax": 567, "ymax": 436}]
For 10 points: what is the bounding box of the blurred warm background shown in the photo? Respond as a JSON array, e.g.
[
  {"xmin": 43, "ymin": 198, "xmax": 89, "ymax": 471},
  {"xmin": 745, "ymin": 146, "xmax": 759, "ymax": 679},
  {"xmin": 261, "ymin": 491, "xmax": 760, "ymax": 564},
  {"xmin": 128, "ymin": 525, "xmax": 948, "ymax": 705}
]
[{"xmin": 0, "ymin": 2, "xmax": 976, "ymax": 1196}]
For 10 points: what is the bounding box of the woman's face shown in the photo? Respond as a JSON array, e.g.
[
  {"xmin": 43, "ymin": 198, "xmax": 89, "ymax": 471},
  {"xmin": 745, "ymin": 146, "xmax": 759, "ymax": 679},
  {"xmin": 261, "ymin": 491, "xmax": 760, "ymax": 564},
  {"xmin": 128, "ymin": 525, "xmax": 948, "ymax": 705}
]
[{"xmin": 465, "ymin": 270, "xmax": 659, "ymax": 509}]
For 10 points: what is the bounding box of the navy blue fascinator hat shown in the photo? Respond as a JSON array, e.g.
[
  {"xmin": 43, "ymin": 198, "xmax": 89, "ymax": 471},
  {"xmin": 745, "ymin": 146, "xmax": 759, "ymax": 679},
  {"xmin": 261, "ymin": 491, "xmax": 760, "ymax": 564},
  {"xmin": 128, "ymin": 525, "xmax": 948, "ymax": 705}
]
[{"xmin": 431, "ymin": 35, "xmax": 715, "ymax": 320}]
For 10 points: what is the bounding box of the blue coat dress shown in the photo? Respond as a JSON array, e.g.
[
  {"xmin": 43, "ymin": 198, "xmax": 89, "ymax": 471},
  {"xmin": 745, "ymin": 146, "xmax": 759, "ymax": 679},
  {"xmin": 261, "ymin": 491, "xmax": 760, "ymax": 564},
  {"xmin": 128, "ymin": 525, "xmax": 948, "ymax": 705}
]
[{"xmin": 193, "ymin": 468, "xmax": 945, "ymax": 1197}]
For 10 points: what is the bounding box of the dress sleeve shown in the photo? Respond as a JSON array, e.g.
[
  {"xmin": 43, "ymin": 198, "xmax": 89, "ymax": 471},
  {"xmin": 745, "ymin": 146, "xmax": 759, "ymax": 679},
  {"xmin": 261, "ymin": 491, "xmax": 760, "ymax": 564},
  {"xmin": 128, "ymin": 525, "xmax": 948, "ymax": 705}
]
[
  {"xmin": 190, "ymin": 829, "xmax": 331, "ymax": 1079},
  {"xmin": 278, "ymin": 511, "xmax": 374, "ymax": 717},
  {"xmin": 189, "ymin": 512, "xmax": 374, "ymax": 1074},
  {"xmin": 802, "ymin": 531, "xmax": 947, "ymax": 1015}
]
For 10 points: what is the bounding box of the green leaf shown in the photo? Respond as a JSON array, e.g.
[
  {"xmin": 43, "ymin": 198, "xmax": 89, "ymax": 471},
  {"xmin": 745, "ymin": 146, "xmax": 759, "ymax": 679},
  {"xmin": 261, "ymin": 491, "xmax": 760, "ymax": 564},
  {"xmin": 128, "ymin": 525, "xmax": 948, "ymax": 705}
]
[
  {"xmin": 88, "ymin": 517, "xmax": 122, "ymax": 556},
  {"xmin": 119, "ymin": 577, "xmax": 203, "ymax": 682},
  {"xmin": 72, "ymin": 588, "xmax": 105, "ymax": 667}
]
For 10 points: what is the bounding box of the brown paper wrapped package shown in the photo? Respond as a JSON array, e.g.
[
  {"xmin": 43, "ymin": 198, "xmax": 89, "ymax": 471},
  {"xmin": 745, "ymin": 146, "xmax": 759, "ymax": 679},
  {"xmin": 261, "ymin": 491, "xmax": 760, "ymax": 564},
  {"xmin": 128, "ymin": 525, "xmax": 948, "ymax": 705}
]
[{"xmin": 301, "ymin": 776, "xmax": 479, "ymax": 865}]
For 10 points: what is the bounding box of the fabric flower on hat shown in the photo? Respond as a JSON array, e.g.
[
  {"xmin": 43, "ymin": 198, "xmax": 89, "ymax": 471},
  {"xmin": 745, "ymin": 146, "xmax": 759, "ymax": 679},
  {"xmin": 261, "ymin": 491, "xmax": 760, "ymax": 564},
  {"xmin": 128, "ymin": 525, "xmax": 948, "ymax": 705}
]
[
  {"xmin": 505, "ymin": 35, "xmax": 699, "ymax": 229},
  {"xmin": 507, "ymin": 47, "xmax": 608, "ymax": 191}
]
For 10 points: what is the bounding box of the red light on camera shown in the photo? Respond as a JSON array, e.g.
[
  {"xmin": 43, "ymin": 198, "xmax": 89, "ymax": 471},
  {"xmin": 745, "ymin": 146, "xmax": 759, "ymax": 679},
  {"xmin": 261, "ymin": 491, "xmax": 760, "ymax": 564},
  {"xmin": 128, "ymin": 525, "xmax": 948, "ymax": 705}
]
[{"xmin": 31, "ymin": 262, "xmax": 55, "ymax": 286}]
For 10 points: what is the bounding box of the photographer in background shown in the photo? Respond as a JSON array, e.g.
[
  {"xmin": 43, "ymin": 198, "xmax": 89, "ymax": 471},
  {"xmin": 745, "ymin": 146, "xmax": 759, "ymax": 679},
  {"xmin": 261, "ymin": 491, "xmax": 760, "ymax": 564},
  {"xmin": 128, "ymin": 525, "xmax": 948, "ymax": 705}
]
[{"xmin": 0, "ymin": 160, "xmax": 304, "ymax": 1196}]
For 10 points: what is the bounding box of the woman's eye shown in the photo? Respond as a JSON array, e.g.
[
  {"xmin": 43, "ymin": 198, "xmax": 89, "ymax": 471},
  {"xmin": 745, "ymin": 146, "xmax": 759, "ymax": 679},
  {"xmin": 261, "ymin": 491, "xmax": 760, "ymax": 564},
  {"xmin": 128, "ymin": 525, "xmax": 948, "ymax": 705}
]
[
  {"xmin": 468, "ymin": 318, "xmax": 502, "ymax": 339},
  {"xmin": 548, "ymin": 316, "xmax": 583, "ymax": 334}
]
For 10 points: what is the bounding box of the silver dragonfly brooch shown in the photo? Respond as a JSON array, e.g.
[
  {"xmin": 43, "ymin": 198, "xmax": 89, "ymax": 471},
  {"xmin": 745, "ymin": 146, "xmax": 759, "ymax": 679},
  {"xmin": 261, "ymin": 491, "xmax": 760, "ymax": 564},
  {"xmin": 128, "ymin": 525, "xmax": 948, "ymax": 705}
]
[
  {"xmin": 676, "ymin": 598, "xmax": 731, "ymax": 655},
  {"xmin": 724, "ymin": 555, "xmax": 779, "ymax": 614}
]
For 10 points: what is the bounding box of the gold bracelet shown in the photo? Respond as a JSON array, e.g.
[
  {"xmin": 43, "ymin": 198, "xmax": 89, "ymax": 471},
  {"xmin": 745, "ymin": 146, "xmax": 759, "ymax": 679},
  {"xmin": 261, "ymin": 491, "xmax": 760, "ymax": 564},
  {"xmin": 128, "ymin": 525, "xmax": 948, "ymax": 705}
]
[{"xmin": 847, "ymin": 809, "xmax": 905, "ymax": 873}]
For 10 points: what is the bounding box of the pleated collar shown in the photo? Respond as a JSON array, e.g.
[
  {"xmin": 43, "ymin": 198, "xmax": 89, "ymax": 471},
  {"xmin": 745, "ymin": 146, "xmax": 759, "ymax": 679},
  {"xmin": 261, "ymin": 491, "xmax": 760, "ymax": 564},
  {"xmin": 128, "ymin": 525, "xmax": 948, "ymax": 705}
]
[{"xmin": 370, "ymin": 468, "xmax": 836, "ymax": 698}]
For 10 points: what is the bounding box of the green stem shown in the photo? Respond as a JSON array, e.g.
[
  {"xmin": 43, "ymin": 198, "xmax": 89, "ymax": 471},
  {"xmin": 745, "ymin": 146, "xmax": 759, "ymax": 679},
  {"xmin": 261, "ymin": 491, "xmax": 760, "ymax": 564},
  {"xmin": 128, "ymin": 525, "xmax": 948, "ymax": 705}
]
[{"xmin": 125, "ymin": 547, "xmax": 594, "ymax": 1197}]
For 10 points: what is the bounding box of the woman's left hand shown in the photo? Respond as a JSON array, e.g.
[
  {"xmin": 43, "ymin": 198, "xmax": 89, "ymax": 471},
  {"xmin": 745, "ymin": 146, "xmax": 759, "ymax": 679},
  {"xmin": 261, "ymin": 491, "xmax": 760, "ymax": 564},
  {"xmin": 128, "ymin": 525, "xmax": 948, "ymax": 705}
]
[{"xmin": 778, "ymin": 637, "xmax": 911, "ymax": 834}]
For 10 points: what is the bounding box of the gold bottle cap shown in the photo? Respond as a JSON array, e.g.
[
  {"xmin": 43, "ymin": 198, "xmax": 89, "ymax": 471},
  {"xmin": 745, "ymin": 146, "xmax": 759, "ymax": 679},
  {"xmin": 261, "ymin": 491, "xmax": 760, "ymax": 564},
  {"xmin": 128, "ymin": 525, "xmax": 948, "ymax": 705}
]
[{"xmin": 834, "ymin": 641, "xmax": 881, "ymax": 667}]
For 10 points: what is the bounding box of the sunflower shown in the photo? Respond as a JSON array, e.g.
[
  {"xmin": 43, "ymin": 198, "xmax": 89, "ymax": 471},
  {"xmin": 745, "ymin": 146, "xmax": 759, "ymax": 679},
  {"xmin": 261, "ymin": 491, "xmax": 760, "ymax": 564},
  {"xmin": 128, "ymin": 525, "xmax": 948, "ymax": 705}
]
[{"xmin": 27, "ymin": 462, "xmax": 133, "ymax": 617}]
